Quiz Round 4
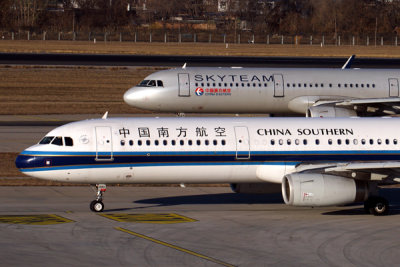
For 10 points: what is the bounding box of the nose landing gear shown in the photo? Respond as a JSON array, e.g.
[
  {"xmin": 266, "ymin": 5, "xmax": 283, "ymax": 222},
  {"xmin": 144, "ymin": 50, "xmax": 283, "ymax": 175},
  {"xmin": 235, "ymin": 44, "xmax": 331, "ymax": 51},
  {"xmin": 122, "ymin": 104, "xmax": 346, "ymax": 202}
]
[{"xmin": 90, "ymin": 184, "xmax": 106, "ymax": 212}]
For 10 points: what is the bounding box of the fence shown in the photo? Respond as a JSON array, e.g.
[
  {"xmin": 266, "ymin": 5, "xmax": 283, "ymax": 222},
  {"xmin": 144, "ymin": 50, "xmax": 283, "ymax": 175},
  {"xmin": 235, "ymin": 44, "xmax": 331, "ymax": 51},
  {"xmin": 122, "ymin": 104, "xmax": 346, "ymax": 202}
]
[{"xmin": 0, "ymin": 30, "xmax": 398, "ymax": 46}]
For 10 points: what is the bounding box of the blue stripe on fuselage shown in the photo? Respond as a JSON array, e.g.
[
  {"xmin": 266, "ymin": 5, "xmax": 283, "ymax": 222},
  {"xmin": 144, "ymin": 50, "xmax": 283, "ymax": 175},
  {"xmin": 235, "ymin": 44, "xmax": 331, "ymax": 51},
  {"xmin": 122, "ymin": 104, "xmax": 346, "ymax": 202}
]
[{"xmin": 17, "ymin": 149, "xmax": 400, "ymax": 172}]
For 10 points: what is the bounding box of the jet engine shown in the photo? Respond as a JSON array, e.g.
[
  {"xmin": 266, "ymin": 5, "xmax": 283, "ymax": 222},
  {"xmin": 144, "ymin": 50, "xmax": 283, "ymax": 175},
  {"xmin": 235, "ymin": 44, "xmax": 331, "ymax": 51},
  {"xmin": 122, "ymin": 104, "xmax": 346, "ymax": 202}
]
[
  {"xmin": 282, "ymin": 173, "xmax": 368, "ymax": 206},
  {"xmin": 230, "ymin": 183, "xmax": 282, "ymax": 194},
  {"xmin": 307, "ymin": 106, "xmax": 357, "ymax": 117}
]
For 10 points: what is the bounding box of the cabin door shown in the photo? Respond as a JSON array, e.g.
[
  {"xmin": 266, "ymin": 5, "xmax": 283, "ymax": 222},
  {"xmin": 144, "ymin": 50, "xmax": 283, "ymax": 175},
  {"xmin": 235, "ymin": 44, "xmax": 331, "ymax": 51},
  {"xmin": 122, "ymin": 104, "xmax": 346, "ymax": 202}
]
[
  {"xmin": 389, "ymin": 78, "xmax": 399, "ymax": 97},
  {"xmin": 95, "ymin": 126, "xmax": 113, "ymax": 161},
  {"xmin": 178, "ymin": 73, "xmax": 190, "ymax": 96},
  {"xmin": 273, "ymin": 74, "xmax": 284, "ymax": 97},
  {"xmin": 234, "ymin": 126, "xmax": 250, "ymax": 160}
]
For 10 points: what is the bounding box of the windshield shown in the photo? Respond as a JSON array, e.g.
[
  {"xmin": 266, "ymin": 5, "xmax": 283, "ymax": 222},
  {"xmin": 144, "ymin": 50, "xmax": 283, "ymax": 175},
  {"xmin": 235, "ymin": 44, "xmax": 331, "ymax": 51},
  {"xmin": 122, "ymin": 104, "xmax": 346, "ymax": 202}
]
[
  {"xmin": 137, "ymin": 80, "xmax": 164, "ymax": 87},
  {"xmin": 39, "ymin": 136, "xmax": 54, "ymax": 144}
]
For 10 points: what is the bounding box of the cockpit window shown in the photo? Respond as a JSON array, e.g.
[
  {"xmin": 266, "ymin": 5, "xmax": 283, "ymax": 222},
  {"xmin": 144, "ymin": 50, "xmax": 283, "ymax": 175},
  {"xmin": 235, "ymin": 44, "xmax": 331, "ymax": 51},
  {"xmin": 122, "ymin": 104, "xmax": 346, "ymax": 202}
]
[
  {"xmin": 65, "ymin": 137, "xmax": 73, "ymax": 146},
  {"xmin": 39, "ymin": 136, "xmax": 54, "ymax": 144},
  {"xmin": 138, "ymin": 80, "xmax": 164, "ymax": 87},
  {"xmin": 51, "ymin": 136, "xmax": 63, "ymax": 146}
]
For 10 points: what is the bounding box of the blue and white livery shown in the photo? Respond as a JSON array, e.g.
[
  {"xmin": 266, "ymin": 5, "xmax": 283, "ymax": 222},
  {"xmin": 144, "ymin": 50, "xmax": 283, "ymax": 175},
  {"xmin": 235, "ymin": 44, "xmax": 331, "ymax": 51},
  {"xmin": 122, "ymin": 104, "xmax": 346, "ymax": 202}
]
[{"xmin": 15, "ymin": 116, "xmax": 400, "ymax": 214}]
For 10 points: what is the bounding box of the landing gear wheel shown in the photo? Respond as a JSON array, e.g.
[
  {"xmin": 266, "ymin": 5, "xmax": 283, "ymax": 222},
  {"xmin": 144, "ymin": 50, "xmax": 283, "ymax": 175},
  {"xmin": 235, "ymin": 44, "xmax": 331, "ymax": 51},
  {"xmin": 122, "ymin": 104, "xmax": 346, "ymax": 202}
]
[
  {"xmin": 89, "ymin": 184, "xmax": 107, "ymax": 212},
  {"xmin": 365, "ymin": 196, "xmax": 389, "ymax": 216},
  {"xmin": 90, "ymin": 200, "xmax": 104, "ymax": 212}
]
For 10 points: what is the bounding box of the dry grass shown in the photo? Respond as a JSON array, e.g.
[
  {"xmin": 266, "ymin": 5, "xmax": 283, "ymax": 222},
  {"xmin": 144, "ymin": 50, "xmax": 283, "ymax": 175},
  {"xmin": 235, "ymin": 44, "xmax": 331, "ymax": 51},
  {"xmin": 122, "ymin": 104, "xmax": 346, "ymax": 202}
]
[
  {"xmin": 1, "ymin": 40, "xmax": 400, "ymax": 57},
  {"xmin": 0, "ymin": 65, "xmax": 159, "ymax": 115}
]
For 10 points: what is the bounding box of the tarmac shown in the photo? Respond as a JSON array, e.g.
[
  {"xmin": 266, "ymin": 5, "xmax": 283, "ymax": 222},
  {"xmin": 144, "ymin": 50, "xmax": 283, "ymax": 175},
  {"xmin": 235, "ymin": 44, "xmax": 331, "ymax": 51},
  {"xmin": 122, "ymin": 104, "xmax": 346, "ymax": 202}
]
[{"xmin": 0, "ymin": 186, "xmax": 400, "ymax": 267}]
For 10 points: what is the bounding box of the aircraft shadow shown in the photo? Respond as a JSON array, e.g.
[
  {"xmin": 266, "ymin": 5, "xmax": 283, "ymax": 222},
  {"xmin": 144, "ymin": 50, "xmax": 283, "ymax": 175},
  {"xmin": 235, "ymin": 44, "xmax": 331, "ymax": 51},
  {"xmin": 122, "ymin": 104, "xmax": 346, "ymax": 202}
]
[{"xmin": 134, "ymin": 193, "xmax": 284, "ymax": 206}]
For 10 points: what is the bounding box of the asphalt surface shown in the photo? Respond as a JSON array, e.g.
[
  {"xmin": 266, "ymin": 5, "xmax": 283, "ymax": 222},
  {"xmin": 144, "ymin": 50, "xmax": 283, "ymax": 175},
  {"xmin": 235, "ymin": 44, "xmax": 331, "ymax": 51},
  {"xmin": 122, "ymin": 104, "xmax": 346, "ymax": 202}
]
[
  {"xmin": 2, "ymin": 53, "xmax": 400, "ymax": 68},
  {"xmin": 0, "ymin": 186, "xmax": 399, "ymax": 267}
]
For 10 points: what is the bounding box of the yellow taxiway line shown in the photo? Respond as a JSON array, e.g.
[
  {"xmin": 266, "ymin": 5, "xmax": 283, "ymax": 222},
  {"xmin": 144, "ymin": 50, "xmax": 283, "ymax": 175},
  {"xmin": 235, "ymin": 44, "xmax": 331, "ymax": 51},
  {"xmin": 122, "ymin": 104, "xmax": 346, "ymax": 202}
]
[{"xmin": 115, "ymin": 227, "xmax": 236, "ymax": 267}]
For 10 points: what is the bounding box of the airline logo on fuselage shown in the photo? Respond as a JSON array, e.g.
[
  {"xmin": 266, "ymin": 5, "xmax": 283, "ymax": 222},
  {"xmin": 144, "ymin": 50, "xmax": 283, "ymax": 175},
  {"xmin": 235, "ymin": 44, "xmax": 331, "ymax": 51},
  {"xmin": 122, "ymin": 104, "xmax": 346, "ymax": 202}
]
[{"xmin": 195, "ymin": 87, "xmax": 204, "ymax": 96}]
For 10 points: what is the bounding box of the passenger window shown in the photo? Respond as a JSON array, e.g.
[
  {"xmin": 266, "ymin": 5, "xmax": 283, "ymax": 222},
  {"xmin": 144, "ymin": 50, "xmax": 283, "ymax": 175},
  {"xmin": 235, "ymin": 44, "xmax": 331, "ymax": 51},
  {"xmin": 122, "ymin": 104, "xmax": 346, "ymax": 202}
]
[
  {"xmin": 120, "ymin": 140, "xmax": 125, "ymax": 146},
  {"xmin": 222, "ymin": 140, "xmax": 226, "ymax": 145},
  {"xmin": 385, "ymin": 139, "xmax": 390, "ymax": 145},
  {"xmin": 361, "ymin": 139, "xmax": 366, "ymax": 145},
  {"xmin": 180, "ymin": 140, "xmax": 184, "ymax": 146},
  {"xmin": 39, "ymin": 136, "xmax": 54, "ymax": 144},
  {"xmin": 329, "ymin": 83, "xmax": 332, "ymax": 87},
  {"xmin": 287, "ymin": 83, "xmax": 290, "ymax": 87},
  {"xmin": 189, "ymin": 140, "xmax": 193, "ymax": 146},
  {"xmin": 338, "ymin": 84, "xmax": 341, "ymax": 87},
  {"xmin": 51, "ymin": 137, "xmax": 63, "ymax": 146},
  {"xmin": 197, "ymin": 140, "xmax": 201, "ymax": 145},
  {"xmin": 155, "ymin": 140, "xmax": 159, "ymax": 146},
  {"xmin": 315, "ymin": 139, "xmax": 320, "ymax": 145},
  {"xmin": 264, "ymin": 83, "xmax": 268, "ymax": 87},
  {"xmin": 138, "ymin": 140, "xmax": 142, "ymax": 146},
  {"xmin": 337, "ymin": 139, "xmax": 342, "ymax": 145},
  {"xmin": 377, "ymin": 139, "xmax": 382, "ymax": 145},
  {"xmin": 295, "ymin": 139, "xmax": 299, "ymax": 145},
  {"xmin": 213, "ymin": 140, "xmax": 217, "ymax": 146},
  {"xmin": 129, "ymin": 140, "xmax": 134, "ymax": 146},
  {"xmin": 205, "ymin": 140, "xmax": 209, "ymax": 146},
  {"xmin": 271, "ymin": 139, "xmax": 275, "ymax": 145},
  {"xmin": 303, "ymin": 139, "xmax": 307, "ymax": 145},
  {"xmin": 394, "ymin": 139, "xmax": 398, "ymax": 145},
  {"xmin": 372, "ymin": 84, "xmax": 375, "ymax": 88},
  {"xmin": 163, "ymin": 140, "xmax": 167, "ymax": 146},
  {"xmin": 328, "ymin": 139, "xmax": 332, "ymax": 145},
  {"xmin": 146, "ymin": 140, "xmax": 151, "ymax": 146},
  {"xmin": 287, "ymin": 139, "xmax": 291, "ymax": 145},
  {"xmin": 171, "ymin": 140, "xmax": 176, "ymax": 146},
  {"xmin": 157, "ymin": 80, "xmax": 163, "ymax": 87},
  {"xmin": 370, "ymin": 139, "xmax": 374, "ymax": 145},
  {"xmin": 279, "ymin": 139, "xmax": 283, "ymax": 145},
  {"xmin": 353, "ymin": 139, "xmax": 358, "ymax": 145},
  {"xmin": 345, "ymin": 139, "xmax": 350, "ymax": 145},
  {"xmin": 65, "ymin": 137, "xmax": 73, "ymax": 146}
]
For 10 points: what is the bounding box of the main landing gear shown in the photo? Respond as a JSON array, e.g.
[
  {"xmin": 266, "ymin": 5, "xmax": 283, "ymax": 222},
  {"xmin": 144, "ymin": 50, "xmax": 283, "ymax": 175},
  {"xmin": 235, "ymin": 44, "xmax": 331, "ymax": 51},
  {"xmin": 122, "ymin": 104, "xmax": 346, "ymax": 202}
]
[
  {"xmin": 364, "ymin": 196, "xmax": 389, "ymax": 216},
  {"xmin": 90, "ymin": 184, "xmax": 106, "ymax": 212}
]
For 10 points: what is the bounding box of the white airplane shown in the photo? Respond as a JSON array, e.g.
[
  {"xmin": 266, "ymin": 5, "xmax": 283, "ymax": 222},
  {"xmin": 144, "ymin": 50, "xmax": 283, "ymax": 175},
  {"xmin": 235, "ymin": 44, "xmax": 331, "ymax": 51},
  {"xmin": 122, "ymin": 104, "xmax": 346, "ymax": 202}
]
[
  {"xmin": 15, "ymin": 114, "xmax": 400, "ymax": 215},
  {"xmin": 123, "ymin": 57, "xmax": 400, "ymax": 117}
]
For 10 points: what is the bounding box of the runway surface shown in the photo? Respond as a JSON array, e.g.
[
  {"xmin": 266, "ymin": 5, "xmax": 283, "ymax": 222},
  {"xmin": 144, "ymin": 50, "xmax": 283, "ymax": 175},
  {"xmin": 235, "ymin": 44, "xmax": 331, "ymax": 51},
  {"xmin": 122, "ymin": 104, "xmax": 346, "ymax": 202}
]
[
  {"xmin": 0, "ymin": 186, "xmax": 399, "ymax": 267},
  {"xmin": 1, "ymin": 53, "xmax": 400, "ymax": 68}
]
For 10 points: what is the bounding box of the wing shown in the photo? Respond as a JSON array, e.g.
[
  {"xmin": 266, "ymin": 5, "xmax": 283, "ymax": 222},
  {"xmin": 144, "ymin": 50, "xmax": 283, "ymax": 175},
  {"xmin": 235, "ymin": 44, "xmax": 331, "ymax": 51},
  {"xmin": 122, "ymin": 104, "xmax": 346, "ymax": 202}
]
[
  {"xmin": 311, "ymin": 98, "xmax": 400, "ymax": 117},
  {"xmin": 294, "ymin": 161, "xmax": 400, "ymax": 184}
]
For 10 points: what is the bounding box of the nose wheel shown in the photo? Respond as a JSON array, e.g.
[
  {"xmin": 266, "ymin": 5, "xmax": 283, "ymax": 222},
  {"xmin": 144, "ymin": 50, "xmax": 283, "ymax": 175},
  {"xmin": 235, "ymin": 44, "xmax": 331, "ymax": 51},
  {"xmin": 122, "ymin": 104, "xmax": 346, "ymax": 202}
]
[{"xmin": 90, "ymin": 184, "xmax": 106, "ymax": 212}]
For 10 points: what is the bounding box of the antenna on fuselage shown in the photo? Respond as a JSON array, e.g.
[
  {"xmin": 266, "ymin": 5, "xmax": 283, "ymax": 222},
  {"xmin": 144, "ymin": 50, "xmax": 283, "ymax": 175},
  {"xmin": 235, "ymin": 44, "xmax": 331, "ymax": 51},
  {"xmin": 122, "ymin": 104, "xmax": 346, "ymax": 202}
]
[
  {"xmin": 102, "ymin": 111, "xmax": 108, "ymax": 120},
  {"xmin": 182, "ymin": 63, "xmax": 187, "ymax": 69}
]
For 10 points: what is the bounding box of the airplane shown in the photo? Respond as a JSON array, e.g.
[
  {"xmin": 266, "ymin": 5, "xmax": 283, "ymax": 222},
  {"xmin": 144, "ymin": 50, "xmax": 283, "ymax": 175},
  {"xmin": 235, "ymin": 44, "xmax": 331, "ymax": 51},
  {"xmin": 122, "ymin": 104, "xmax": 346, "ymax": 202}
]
[
  {"xmin": 123, "ymin": 57, "xmax": 400, "ymax": 117},
  {"xmin": 15, "ymin": 114, "xmax": 400, "ymax": 215}
]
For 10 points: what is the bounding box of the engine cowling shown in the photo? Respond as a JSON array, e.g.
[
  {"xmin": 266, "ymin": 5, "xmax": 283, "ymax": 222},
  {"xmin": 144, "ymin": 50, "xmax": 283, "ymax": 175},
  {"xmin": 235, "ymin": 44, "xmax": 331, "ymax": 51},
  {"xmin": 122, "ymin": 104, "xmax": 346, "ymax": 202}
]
[
  {"xmin": 307, "ymin": 106, "xmax": 357, "ymax": 117},
  {"xmin": 282, "ymin": 173, "xmax": 368, "ymax": 206},
  {"xmin": 230, "ymin": 183, "xmax": 281, "ymax": 194}
]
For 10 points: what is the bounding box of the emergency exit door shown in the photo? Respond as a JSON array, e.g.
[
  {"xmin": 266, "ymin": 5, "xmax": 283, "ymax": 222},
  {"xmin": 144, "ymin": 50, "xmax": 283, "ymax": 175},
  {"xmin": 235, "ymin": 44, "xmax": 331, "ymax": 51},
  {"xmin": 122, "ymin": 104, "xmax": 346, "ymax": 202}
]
[
  {"xmin": 234, "ymin": 126, "xmax": 250, "ymax": 159},
  {"xmin": 389, "ymin": 78, "xmax": 399, "ymax": 97},
  {"xmin": 95, "ymin": 126, "xmax": 113, "ymax": 161},
  {"xmin": 178, "ymin": 73, "xmax": 190, "ymax": 96},
  {"xmin": 273, "ymin": 74, "xmax": 284, "ymax": 97}
]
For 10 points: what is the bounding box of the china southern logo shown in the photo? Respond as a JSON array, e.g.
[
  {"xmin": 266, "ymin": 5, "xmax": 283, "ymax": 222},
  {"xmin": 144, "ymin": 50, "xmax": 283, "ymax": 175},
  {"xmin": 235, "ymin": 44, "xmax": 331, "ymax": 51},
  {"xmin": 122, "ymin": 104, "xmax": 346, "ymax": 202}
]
[{"xmin": 195, "ymin": 87, "xmax": 204, "ymax": 96}]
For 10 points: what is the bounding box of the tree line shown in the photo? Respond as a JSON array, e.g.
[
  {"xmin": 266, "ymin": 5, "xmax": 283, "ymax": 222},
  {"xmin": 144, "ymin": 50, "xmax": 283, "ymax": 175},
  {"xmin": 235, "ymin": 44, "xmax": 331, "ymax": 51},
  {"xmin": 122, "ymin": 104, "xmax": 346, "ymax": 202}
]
[{"xmin": 0, "ymin": 0, "xmax": 399, "ymax": 39}]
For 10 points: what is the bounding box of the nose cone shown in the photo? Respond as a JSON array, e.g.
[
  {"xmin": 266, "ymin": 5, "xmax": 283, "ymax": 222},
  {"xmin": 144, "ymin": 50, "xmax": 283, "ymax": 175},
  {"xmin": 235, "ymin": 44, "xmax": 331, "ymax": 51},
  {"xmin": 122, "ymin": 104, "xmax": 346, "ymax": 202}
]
[
  {"xmin": 15, "ymin": 152, "xmax": 41, "ymax": 171},
  {"xmin": 15, "ymin": 153, "xmax": 33, "ymax": 170},
  {"xmin": 123, "ymin": 87, "xmax": 142, "ymax": 107},
  {"xmin": 124, "ymin": 86, "xmax": 161, "ymax": 110}
]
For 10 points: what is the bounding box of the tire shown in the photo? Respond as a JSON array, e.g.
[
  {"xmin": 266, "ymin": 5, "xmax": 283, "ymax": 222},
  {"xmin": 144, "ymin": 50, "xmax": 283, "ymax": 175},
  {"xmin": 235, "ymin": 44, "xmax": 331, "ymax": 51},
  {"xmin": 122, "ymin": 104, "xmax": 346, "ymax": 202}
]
[
  {"xmin": 368, "ymin": 196, "xmax": 389, "ymax": 216},
  {"xmin": 90, "ymin": 200, "xmax": 104, "ymax": 212}
]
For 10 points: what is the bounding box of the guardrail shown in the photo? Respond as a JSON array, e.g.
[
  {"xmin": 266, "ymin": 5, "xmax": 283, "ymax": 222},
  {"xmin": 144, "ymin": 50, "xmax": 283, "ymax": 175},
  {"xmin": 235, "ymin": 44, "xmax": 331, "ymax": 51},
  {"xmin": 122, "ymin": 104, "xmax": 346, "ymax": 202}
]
[{"xmin": 0, "ymin": 31, "xmax": 398, "ymax": 46}]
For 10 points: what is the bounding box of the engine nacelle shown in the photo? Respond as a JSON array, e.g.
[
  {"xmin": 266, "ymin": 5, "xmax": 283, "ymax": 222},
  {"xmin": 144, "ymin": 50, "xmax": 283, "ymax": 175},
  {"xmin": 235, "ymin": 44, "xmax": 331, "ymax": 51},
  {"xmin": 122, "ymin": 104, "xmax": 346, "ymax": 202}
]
[
  {"xmin": 307, "ymin": 106, "xmax": 357, "ymax": 117},
  {"xmin": 230, "ymin": 183, "xmax": 281, "ymax": 194},
  {"xmin": 282, "ymin": 173, "xmax": 368, "ymax": 206}
]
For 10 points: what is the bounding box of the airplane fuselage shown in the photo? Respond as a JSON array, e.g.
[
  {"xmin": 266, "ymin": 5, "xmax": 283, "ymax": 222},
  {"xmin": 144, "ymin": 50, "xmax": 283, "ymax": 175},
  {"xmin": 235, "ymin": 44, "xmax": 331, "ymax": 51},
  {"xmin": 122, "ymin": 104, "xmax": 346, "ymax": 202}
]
[{"xmin": 124, "ymin": 67, "xmax": 400, "ymax": 114}]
